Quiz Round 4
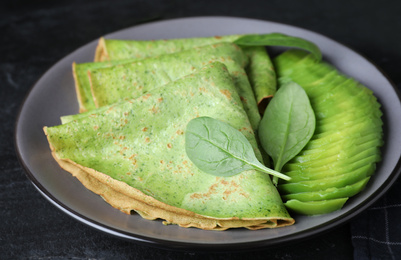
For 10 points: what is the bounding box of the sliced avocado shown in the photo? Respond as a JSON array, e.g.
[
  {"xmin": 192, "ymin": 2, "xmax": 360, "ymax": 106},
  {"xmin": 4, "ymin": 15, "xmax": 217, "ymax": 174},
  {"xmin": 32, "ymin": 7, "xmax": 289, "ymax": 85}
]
[
  {"xmin": 282, "ymin": 177, "xmax": 370, "ymax": 201},
  {"xmin": 273, "ymin": 49, "xmax": 311, "ymax": 70},
  {"xmin": 284, "ymin": 146, "xmax": 380, "ymax": 171},
  {"xmin": 273, "ymin": 49, "xmax": 383, "ymax": 215},
  {"xmin": 290, "ymin": 139, "xmax": 383, "ymax": 167},
  {"xmin": 285, "ymin": 198, "xmax": 349, "ymax": 216},
  {"xmin": 284, "ymin": 162, "xmax": 376, "ymax": 183},
  {"xmin": 312, "ymin": 89, "xmax": 380, "ymax": 114},
  {"xmin": 277, "ymin": 164, "xmax": 372, "ymax": 194},
  {"xmin": 284, "ymin": 153, "xmax": 380, "ymax": 178},
  {"xmin": 310, "ymin": 127, "xmax": 383, "ymax": 146},
  {"xmin": 298, "ymin": 134, "xmax": 383, "ymax": 161}
]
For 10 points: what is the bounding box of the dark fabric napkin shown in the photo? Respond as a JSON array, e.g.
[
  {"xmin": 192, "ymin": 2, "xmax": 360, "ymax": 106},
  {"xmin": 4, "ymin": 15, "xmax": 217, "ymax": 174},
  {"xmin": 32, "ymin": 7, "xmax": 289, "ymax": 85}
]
[{"xmin": 351, "ymin": 103, "xmax": 401, "ymax": 260}]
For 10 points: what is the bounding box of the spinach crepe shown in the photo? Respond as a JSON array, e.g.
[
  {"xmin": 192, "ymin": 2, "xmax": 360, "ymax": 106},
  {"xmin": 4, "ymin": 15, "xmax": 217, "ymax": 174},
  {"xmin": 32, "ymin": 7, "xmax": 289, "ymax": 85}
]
[
  {"xmin": 73, "ymin": 59, "xmax": 135, "ymax": 112},
  {"xmin": 88, "ymin": 43, "xmax": 260, "ymax": 130},
  {"xmin": 94, "ymin": 35, "xmax": 242, "ymax": 61},
  {"xmin": 74, "ymin": 35, "xmax": 276, "ymax": 113},
  {"xmin": 44, "ymin": 62, "xmax": 294, "ymax": 230}
]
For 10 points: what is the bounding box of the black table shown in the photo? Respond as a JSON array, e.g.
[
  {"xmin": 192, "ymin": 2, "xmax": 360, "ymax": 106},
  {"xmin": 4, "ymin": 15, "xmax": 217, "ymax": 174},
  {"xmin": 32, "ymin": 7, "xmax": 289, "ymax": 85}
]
[{"xmin": 2, "ymin": 1, "xmax": 400, "ymax": 259}]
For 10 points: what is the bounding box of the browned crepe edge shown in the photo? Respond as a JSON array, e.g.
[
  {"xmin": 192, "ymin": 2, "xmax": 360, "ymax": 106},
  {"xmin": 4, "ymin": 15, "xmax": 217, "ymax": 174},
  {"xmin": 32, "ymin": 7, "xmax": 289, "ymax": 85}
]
[
  {"xmin": 94, "ymin": 37, "xmax": 109, "ymax": 62},
  {"xmin": 43, "ymin": 127, "xmax": 295, "ymax": 230}
]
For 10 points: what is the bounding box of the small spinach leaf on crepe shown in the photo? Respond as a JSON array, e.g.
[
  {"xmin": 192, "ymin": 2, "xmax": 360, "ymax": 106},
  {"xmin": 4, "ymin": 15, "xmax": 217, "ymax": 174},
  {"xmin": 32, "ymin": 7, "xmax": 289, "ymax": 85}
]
[
  {"xmin": 234, "ymin": 33, "xmax": 322, "ymax": 61},
  {"xmin": 258, "ymin": 81, "xmax": 316, "ymax": 185},
  {"xmin": 185, "ymin": 116, "xmax": 290, "ymax": 180}
]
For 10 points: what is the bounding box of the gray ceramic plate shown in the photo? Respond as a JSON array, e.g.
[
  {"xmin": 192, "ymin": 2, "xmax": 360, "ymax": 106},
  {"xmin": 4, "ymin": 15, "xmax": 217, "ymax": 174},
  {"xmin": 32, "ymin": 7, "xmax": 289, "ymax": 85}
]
[{"xmin": 15, "ymin": 17, "xmax": 401, "ymax": 250}]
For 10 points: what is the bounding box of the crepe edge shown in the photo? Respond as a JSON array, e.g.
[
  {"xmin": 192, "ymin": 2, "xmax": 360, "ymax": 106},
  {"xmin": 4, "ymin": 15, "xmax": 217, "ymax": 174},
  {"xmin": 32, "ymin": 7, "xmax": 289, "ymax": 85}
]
[
  {"xmin": 94, "ymin": 37, "xmax": 109, "ymax": 62},
  {"xmin": 43, "ymin": 127, "xmax": 295, "ymax": 230},
  {"xmin": 72, "ymin": 62, "xmax": 88, "ymax": 113}
]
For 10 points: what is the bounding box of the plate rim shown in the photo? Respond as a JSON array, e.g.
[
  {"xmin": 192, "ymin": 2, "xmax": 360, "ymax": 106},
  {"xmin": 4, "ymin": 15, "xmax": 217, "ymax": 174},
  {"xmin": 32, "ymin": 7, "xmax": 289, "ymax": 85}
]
[{"xmin": 14, "ymin": 16, "xmax": 401, "ymax": 251}]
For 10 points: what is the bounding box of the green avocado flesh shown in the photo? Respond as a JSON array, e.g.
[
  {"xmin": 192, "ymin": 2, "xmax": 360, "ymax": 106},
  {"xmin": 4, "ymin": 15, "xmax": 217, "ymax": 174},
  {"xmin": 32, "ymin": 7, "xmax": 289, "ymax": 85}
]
[
  {"xmin": 285, "ymin": 198, "xmax": 349, "ymax": 216},
  {"xmin": 274, "ymin": 50, "xmax": 383, "ymax": 215},
  {"xmin": 46, "ymin": 63, "xmax": 292, "ymax": 221},
  {"xmin": 278, "ymin": 165, "xmax": 374, "ymax": 194},
  {"xmin": 282, "ymin": 177, "xmax": 370, "ymax": 202}
]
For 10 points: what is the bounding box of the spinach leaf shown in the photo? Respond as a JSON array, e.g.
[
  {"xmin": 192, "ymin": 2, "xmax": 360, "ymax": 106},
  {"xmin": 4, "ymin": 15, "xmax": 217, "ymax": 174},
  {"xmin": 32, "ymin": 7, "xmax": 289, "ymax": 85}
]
[
  {"xmin": 234, "ymin": 33, "xmax": 322, "ymax": 61},
  {"xmin": 258, "ymin": 80, "xmax": 316, "ymax": 185},
  {"xmin": 185, "ymin": 116, "xmax": 290, "ymax": 180}
]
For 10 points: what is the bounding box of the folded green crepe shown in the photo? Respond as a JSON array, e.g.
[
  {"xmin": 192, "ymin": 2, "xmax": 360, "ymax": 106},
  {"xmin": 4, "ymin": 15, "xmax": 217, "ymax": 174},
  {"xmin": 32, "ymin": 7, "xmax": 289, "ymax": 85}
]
[
  {"xmin": 75, "ymin": 34, "xmax": 276, "ymax": 113},
  {"xmin": 44, "ymin": 62, "xmax": 294, "ymax": 230},
  {"xmin": 242, "ymin": 46, "xmax": 276, "ymax": 114},
  {"xmin": 73, "ymin": 59, "xmax": 135, "ymax": 112},
  {"xmin": 94, "ymin": 35, "xmax": 242, "ymax": 61},
  {"xmin": 88, "ymin": 42, "xmax": 260, "ymax": 130}
]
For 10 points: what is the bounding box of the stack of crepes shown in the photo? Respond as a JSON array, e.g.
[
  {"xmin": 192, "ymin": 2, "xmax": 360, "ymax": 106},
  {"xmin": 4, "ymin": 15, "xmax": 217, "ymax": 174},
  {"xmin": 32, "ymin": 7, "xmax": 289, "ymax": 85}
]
[{"xmin": 44, "ymin": 35, "xmax": 295, "ymax": 230}]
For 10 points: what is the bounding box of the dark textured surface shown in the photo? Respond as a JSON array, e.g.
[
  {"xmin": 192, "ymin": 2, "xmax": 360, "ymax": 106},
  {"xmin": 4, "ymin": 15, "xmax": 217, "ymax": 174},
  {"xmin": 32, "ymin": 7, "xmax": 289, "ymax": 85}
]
[{"xmin": 2, "ymin": 0, "xmax": 401, "ymax": 259}]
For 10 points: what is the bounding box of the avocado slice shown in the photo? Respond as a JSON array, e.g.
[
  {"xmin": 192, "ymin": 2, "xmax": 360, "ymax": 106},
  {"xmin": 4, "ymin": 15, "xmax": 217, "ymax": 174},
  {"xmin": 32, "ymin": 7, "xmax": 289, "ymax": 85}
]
[
  {"xmin": 284, "ymin": 160, "xmax": 376, "ymax": 183},
  {"xmin": 283, "ymin": 146, "xmax": 380, "ymax": 173},
  {"xmin": 316, "ymin": 117, "xmax": 382, "ymax": 139},
  {"xmin": 285, "ymin": 198, "xmax": 349, "ymax": 216},
  {"xmin": 282, "ymin": 177, "xmax": 370, "ymax": 202},
  {"xmin": 289, "ymin": 139, "xmax": 383, "ymax": 168},
  {"xmin": 298, "ymin": 133, "xmax": 383, "ymax": 160},
  {"xmin": 277, "ymin": 164, "xmax": 374, "ymax": 194}
]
